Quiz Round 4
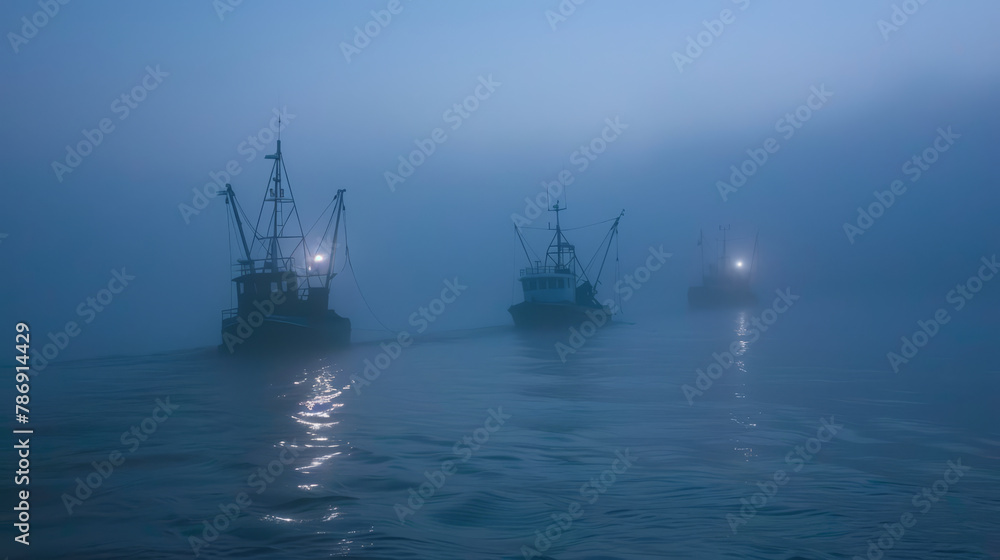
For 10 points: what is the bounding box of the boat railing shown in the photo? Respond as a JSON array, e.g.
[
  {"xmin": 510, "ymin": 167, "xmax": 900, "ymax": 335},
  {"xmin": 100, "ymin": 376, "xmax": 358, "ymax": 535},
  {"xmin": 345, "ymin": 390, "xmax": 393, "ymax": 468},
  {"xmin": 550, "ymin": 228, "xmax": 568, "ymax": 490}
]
[
  {"xmin": 520, "ymin": 266, "xmax": 573, "ymax": 277},
  {"xmin": 234, "ymin": 257, "xmax": 304, "ymax": 276},
  {"xmin": 232, "ymin": 259, "xmax": 330, "ymax": 286},
  {"xmin": 221, "ymin": 307, "xmax": 238, "ymax": 320}
]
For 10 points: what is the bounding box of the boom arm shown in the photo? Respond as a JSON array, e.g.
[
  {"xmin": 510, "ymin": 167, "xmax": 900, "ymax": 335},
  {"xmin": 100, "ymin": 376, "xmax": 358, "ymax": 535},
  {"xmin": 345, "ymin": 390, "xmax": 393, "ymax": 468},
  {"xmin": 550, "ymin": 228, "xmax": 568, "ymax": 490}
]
[
  {"xmin": 593, "ymin": 209, "xmax": 624, "ymax": 287},
  {"xmin": 224, "ymin": 183, "xmax": 253, "ymax": 264}
]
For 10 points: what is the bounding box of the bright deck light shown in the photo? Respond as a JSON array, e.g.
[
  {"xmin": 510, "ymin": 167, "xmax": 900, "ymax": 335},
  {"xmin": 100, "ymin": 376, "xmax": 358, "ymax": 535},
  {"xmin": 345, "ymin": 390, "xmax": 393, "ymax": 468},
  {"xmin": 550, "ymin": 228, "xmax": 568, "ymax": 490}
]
[
  {"xmin": 314, "ymin": 254, "xmax": 324, "ymax": 263},
  {"xmin": 736, "ymin": 261, "xmax": 743, "ymax": 267}
]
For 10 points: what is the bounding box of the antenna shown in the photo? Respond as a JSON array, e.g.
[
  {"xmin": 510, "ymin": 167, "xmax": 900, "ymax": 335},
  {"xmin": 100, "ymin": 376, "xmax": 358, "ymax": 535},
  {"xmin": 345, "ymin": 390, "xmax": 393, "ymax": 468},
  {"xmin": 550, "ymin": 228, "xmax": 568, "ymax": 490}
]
[{"xmin": 552, "ymin": 201, "xmax": 564, "ymax": 268}]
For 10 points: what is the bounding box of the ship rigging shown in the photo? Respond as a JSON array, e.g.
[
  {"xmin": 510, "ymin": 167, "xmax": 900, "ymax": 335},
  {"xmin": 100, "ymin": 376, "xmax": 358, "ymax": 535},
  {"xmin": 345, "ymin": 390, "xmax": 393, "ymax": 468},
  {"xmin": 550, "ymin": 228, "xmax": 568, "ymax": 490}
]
[
  {"xmin": 509, "ymin": 202, "xmax": 624, "ymax": 328},
  {"xmin": 218, "ymin": 138, "xmax": 351, "ymax": 353}
]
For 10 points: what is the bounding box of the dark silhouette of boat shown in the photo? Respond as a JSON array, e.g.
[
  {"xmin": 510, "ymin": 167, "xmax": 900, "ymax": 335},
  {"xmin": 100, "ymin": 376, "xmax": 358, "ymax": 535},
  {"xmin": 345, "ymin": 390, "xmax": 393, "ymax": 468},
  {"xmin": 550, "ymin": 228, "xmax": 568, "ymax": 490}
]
[
  {"xmin": 688, "ymin": 226, "xmax": 758, "ymax": 308},
  {"xmin": 218, "ymin": 139, "xmax": 350, "ymax": 353},
  {"xmin": 509, "ymin": 202, "xmax": 623, "ymax": 328}
]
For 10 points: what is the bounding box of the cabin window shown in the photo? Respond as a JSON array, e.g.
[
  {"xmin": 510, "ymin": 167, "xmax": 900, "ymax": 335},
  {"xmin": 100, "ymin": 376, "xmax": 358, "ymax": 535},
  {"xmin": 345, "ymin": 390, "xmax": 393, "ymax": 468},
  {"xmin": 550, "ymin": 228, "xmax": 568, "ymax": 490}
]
[
  {"xmin": 238, "ymin": 284, "xmax": 245, "ymax": 295},
  {"xmin": 526, "ymin": 279, "xmax": 534, "ymax": 290},
  {"xmin": 281, "ymin": 281, "xmax": 288, "ymax": 293},
  {"xmin": 541, "ymin": 279, "xmax": 550, "ymax": 289},
  {"xmin": 557, "ymin": 279, "xmax": 564, "ymax": 289}
]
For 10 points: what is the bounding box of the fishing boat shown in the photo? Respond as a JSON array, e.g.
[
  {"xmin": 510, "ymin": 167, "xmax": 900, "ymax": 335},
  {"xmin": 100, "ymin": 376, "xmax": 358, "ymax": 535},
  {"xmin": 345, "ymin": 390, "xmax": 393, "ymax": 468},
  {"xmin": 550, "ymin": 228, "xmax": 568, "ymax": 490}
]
[
  {"xmin": 688, "ymin": 226, "xmax": 758, "ymax": 308},
  {"xmin": 218, "ymin": 139, "xmax": 350, "ymax": 353},
  {"xmin": 509, "ymin": 202, "xmax": 623, "ymax": 328}
]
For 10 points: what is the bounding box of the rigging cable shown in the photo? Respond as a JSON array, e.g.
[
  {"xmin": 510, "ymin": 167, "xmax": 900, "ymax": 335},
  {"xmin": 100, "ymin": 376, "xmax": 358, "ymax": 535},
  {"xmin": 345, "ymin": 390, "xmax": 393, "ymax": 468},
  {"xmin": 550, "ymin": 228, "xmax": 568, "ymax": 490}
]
[
  {"xmin": 280, "ymin": 157, "xmax": 311, "ymax": 260},
  {"xmin": 514, "ymin": 226, "xmax": 535, "ymax": 263},
  {"xmin": 583, "ymin": 224, "xmax": 617, "ymax": 277},
  {"xmin": 511, "ymin": 226, "xmax": 517, "ymax": 305},
  {"xmin": 289, "ymin": 193, "xmax": 338, "ymax": 261},
  {"xmin": 519, "ymin": 216, "xmax": 617, "ymax": 232},
  {"xmin": 516, "ymin": 226, "xmax": 543, "ymax": 264},
  {"xmin": 615, "ymin": 228, "xmax": 622, "ymax": 315},
  {"xmin": 226, "ymin": 198, "xmax": 235, "ymax": 308},
  {"xmin": 300, "ymin": 196, "xmax": 338, "ymax": 243},
  {"xmin": 252, "ymin": 160, "xmax": 272, "ymax": 254},
  {"xmin": 231, "ymin": 195, "xmax": 260, "ymax": 256},
  {"xmin": 342, "ymin": 210, "xmax": 395, "ymax": 334}
]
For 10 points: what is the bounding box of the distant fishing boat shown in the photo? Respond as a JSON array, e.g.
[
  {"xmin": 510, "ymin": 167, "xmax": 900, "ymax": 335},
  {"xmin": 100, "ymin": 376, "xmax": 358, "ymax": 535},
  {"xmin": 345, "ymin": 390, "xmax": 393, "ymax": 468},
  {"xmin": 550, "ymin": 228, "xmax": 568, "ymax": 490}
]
[
  {"xmin": 218, "ymin": 139, "xmax": 350, "ymax": 353},
  {"xmin": 509, "ymin": 202, "xmax": 623, "ymax": 328},
  {"xmin": 688, "ymin": 225, "xmax": 758, "ymax": 308}
]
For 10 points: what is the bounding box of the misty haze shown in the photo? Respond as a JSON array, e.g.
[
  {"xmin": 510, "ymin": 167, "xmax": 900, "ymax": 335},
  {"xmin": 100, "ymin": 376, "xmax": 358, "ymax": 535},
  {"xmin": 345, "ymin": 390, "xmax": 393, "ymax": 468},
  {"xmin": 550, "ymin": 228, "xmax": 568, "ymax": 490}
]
[{"xmin": 1, "ymin": 1, "xmax": 998, "ymax": 558}]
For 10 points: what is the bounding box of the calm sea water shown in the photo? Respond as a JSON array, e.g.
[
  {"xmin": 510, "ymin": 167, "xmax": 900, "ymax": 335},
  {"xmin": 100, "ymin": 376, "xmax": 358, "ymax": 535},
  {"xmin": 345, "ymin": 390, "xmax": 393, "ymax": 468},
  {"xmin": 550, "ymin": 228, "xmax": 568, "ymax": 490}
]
[{"xmin": 14, "ymin": 297, "xmax": 1000, "ymax": 559}]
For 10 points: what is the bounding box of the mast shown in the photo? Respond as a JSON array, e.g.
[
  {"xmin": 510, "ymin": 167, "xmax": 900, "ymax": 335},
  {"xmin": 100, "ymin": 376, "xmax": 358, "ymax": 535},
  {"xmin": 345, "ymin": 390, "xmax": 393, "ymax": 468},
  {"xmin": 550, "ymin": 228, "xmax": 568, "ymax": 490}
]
[
  {"xmin": 264, "ymin": 139, "xmax": 283, "ymax": 270},
  {"xmin": 544, "ymin": 201, "xmax": 577, "ymax": 272},
  {"xmin": 324, "ymin": 189, "xmax": 346, "ymax": 289},
  {"xmin": 230, "ymin": 132, "xmax": 332, "ymax": 296},
  {"xmin": 553, "ymin": 201, "xmax": 564, "ymax": 268}
]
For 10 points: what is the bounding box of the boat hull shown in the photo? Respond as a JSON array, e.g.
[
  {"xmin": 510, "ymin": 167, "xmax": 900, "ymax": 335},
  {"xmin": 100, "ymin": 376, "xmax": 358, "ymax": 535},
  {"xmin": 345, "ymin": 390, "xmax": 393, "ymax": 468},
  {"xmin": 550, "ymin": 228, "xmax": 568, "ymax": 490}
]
[
  {"xmin": 219, "ymin": 310, "xmax": 350, "ymax": 354},
  {"xmin": 687, "ymin": 286, "xmax": 757, "ymax": 309},
  {"xmin": 508, "ymin": 301, "xmax": 612, "ymax": 329}
]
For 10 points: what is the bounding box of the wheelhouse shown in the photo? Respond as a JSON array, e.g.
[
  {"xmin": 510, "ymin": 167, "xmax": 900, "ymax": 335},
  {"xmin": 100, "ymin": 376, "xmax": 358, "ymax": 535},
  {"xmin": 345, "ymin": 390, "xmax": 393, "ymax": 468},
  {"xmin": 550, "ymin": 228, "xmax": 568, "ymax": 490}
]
[{"xmin": 519, "ymin": 266, "xmax": 575, "ymax": 303}]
